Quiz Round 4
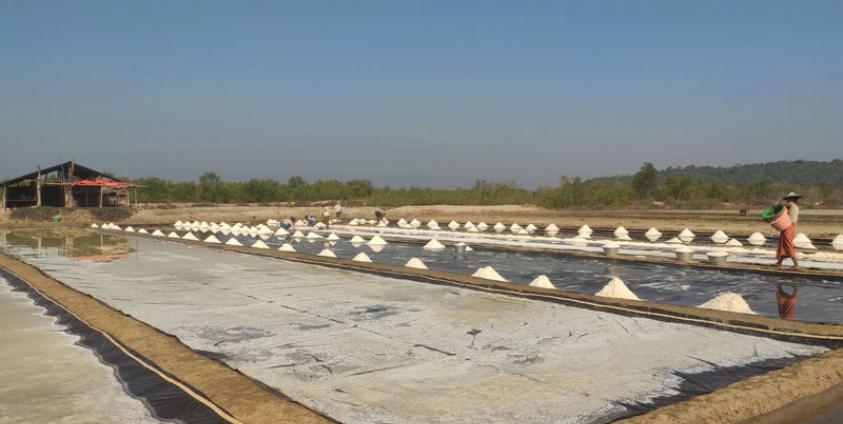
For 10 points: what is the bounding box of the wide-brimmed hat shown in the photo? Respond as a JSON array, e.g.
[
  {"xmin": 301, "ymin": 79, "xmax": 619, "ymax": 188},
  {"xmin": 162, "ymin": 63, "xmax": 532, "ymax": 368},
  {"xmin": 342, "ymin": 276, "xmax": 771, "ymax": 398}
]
[{"xmin": 782, "ymin": 192, "xmax": 802, "ymax": 200}]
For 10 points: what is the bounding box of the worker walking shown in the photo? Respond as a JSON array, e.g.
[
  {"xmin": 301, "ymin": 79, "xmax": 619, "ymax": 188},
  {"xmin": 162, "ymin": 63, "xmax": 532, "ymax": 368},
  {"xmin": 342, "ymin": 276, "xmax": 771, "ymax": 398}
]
[
  {"xmin": 775, "ymin": 192, "xmax": 801, "ymax": 269},
  {"xmin": 322, "ymin": 206, "xmax": 332, "ymax": 229},
  {"xmin": 334, "ymin": 201, "xmax": 343, "ymax": 222}
]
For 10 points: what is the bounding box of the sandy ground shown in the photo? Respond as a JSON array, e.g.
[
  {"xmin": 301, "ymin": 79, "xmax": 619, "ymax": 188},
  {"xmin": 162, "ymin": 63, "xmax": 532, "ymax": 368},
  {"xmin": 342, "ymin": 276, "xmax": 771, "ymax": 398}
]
[
  {"xmin": 5, "ymin": 204, "xmax": 839, "ymax": 238},
  {"xmin": 3, "ymin": 233, "xmax": 828, "ymax": 424},
  {"xmin": 0, "ymin": 276, "xmax": 159, "ymax": 424}
]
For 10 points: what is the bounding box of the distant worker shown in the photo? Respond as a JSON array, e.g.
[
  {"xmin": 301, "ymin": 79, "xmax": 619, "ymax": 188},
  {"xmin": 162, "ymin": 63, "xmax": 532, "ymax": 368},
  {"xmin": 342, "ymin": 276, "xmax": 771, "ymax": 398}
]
[
  {"xmin": 775, "ymin": 192, "xmax": 801, "ymax": 269},
  {"xmin": 334, "ymin": 201, "xmax": 343, "ymax": 221},
  {"xmin": 374, "ymin": 207, "xmax": 386, "ymax": 223},
  {"xmin": 280, "ymin": 217, "xmax": 294, "ymax": 230},
  {"xmin": 322, "ymin": 206, "xmax": 332, "ymax": 228},
  {"xmin": 306, "ymin": 215, "xmax": 317, "ymax": 226},
  {"xmin": 776, "ymin": 284, "xmax": 799, "ymax": 320}
]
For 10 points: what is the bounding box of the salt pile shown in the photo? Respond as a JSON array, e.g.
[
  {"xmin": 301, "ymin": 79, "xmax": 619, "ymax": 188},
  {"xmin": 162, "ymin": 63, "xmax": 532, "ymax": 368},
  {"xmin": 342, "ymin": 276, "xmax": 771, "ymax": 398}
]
[
  {"xmin": 493, "ymin": 223, "xmax": 506, "ymax": 233},
  {"xmin": 367, "ymin": 235, "xmax": 388, "ymax": 245},
  {"xmin": 257, "ymin": 226, "xmax": 273, "ymax": 236},
  {"xmin": 471, "ymin": 266, "xmax": 508, "ymax": 282},
  {"xmin": 463, "ymin": 221, "xmax": 475, "ymax": 230},
  {"xmin": 678, "ymin": 228, "xmax": 695, "ymax": 243},
  {"xmin": 397, "ymin": 218, "xmax": 408, "ymax": 227},
  {"xmin": 174, "ymin": 220, "xmax": 184, "ymax": 229},
  {"xmin": 349, "ymin": 219, "xmax": 359, "ymax": 226},
  {"xmin": 614, "ymin": 226, "xmax": 631, "ymax": 241},
  {"xmin": 326, "ymin": 233, "xmax": 341, "ymax": 241},
  {"xmin": 747, "ymin": 232, "xmax": 767, "ymax": 246},
  {"xmin": 699, "ymin": 292, "xmax": 755, "ymax": 314},
  {"xmin": 274, "ymin": 228, "xmax": 289, "ymax": 237},
  {"xmin": 426, "ymin": 220, "xmax": 439, "ymax": 229},
  {"xmin": 665, "ymin": 238, "xmax": 682, "ymax": 244},
  {"xmin": 423, "ymin": 239, "xmax": 446, "ymax": 251},
  {"xmin": 544, "ymin": 223, "xmax": 559, "ymax": 236},
  {"xmin": 476, "ymin": 222, "xmax": 488, "ymax": 231},
  {"xmin": 210, "ymin": 224, "xmax": 220, "ymax": 233},
  {"xmin": 794, "ymin": 233, "xmax": 816, "ymax": 249},
  {"xmin": 350, "ymin": 235, "xmax": 366, "ymax": 244},
  {"xmin": 124, "ymin": 226, "xmax": 135, "ymax": 232},
  {"xmin": 711, "ymin": 230, "xmax": 729, "ymax": 244},
  {"xmin": 833, "ymin": 234, "xmax": 843, "ymax": 250},
  {"xmin": 167, "ymin": 231, "xmax": 180, "ymax": 239},
  {"xmin": 351, "ymin": 252, "xmax": 372, "ymax": 262},
  {"xmin": 318, "ymin": 249, "xmax": 336, "ymax": 258},
  {"xmin": 725, "ymin": 239, "xmax": 743, "ymax": 247},
  {"xmin": 467, "ymin": 227, "xmax": 479, "ymax": 233},
  {"xmin": 138, "ymin": 228, "xmax": 149, "ymax": 234},
  {"xmin": 278, "ymin": 243, "xmax": 296, "ymax": 252},
  {"xmin": 204, "ymin": 235, "xmax": 221, "ymax": 244},
  {"xmin": 707, "ymin": 250, "xmax": 729, "ymax": 264},
  {"xmin": 152, "ymin": 229, "xmax": 166, "ymax": 237},
  {"xmin": 454, "ymin": 242, "xmax": 473, "ymax": 252},
  {"xmin": 306, "ymin": 232, "xmax": 324, "ymax": 241},
  {"xmin": 230, "ymin": 227, "xmax": 241, "ymax": 236},
  {"xmin": 90, "ymin": 223, "xmax": 99, "ymax": 228},
  {"xmin": 248, "ymin": 227, "xmax": 259, "ymax": 238},
  {"xmin": 182, "ymin": 232, "xmax": 199, "ymax": 241},
  {"xmin": 448, "ymin": 221, "xmax": 460, "ymax": 230},
  {"xmin": 225, "ymin": 238, "xmax": 243, "ymax": 246},
  {"xmin": 528, "ymin": 275, "xmax": 555, "ymax": 289},
  {"xmin": 595, "ymin": 278, "xmax": 639, "ymax": 300},
  {"xmin": 292, "ymin": 231, "xmax": 306, "ymax": 239},
  {"xmin": 509, "ymin": 223, "xmax": 522, "ymax": 233},
  {"xmin": 112, "ymin": 225, "xmax": 122, "ymax": 231},
  {"xmin": 251, "ymin": 240, "xmax": 269, "ymax": 249},
  {"xmin": 258, "ymin": 233, "xmax": 272, "ymax": 241},
  {"xmin": 410, "ymin": 219, "xmax": 422, "ymax": 228},
  {"xmin": 516, "ymin": 229, "xmax": 529, "ymax": 235},
  {"xmin": 368, "ymin": 244, "xmax": 385, "ymax": 253},
  {"xmin": 525, "ymin": 224, "xmax": 537, "ymax": 234},
  {"xmin": 644, "ymin": 227, "xmax": 662, "ymax": 242},
  {"xmin": 404, "ymin": 258, "xmax": 428, "ymax": 270},
  {"xmin": 578, "ymin": 225, "xmax": 592, "ymax": 238}
]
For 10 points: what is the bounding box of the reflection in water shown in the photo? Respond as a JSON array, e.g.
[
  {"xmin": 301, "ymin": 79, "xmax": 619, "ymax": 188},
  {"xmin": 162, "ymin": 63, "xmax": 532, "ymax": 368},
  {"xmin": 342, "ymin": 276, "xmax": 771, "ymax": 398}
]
[
  {"xmin": 776, "ymin": 284, "xmax": 799, "ymax": 320},
  {"xmin": 1, "ymin": 229, "xmax": 131, "ymax": 262}
]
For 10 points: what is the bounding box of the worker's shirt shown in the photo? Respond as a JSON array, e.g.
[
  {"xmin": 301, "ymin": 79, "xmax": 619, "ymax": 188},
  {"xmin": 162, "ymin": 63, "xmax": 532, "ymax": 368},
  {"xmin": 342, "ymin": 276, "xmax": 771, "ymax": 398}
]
[{"xmin": 789, "ymin": 203, "xmax": 800, "ymax": 224}]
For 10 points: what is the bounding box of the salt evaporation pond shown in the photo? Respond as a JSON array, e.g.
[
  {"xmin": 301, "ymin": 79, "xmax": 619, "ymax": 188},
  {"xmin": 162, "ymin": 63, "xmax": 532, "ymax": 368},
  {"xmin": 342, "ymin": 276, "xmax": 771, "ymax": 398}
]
[
  {"xmin": 0, "ymin": 229, "xmax": 831, "ymax": 423},
  {"xmin": 222, "ymin": 232, "xmax": 843, "ymax": 325}
]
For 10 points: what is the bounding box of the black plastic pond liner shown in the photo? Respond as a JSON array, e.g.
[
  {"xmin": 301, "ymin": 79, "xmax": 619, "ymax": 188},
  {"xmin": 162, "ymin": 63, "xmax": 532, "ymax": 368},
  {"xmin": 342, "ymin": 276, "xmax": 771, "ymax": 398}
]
[
  {"xmin": 605, "ymin": 355, "xmax": 816, "ymax": 422},
  {"xmin": 0, "ymin": 269, "xmax": 230, "ymax": 424}
]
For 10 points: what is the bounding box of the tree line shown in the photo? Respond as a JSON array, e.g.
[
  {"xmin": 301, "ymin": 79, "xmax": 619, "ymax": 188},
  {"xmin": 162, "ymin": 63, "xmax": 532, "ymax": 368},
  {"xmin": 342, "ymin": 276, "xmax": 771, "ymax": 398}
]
[{"xmin": 131, "ymin": 160, "xmax": 843, "ymax": 209}]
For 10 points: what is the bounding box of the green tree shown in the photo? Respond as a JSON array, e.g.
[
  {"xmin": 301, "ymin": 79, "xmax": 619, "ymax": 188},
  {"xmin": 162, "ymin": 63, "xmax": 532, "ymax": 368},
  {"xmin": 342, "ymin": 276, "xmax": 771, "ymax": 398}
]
[
  {"xmin": 632, "ymin": 162, "xmax": 658, "ymax": 199},
  {"xmin": 198, "ymin": 172, "xmax": 223, "ymax": 202}
]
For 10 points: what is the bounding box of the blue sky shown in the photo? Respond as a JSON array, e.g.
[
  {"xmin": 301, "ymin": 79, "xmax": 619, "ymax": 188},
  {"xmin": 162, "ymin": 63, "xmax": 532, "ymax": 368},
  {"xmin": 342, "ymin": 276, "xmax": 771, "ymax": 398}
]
[{"xmin": 1, "ymin": 1, "xmax": 841, "ymax": 187}]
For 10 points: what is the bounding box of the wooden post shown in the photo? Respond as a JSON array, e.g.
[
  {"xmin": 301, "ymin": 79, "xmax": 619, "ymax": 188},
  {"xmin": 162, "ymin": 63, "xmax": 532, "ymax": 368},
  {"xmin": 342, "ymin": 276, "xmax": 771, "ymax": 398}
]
[
  {"xmin": 35, "ymin": 167, "xmax": 42, "ymax": 207},
  {"xmin": 99, "ymin": 186, "xmax": 104, "ymax": 208},
  {"xmin": 1, "ymin": 187, "xmax": 5, "ymax": 210}
]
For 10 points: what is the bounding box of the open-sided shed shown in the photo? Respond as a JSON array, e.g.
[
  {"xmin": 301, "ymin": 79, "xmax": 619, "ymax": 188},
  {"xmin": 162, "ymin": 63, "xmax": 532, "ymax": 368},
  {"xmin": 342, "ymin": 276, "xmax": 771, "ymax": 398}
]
[{"xmin": 1, "ymin": 162, "xmax": 134, "ymax": 209}]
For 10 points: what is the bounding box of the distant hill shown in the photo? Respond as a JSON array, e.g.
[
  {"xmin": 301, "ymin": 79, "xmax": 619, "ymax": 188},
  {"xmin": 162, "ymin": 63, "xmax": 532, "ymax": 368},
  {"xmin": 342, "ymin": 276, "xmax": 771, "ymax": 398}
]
[{"xmin": 595, "ymin": 159, "xmax": 843, "ymax": 186}]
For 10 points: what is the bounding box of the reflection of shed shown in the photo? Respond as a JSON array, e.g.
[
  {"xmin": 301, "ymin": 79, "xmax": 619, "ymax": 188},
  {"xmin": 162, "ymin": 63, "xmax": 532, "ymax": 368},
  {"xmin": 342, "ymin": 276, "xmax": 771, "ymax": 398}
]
[{"xmin": 1, "ymin": 161, "xmax": 134, "ymax": 209}]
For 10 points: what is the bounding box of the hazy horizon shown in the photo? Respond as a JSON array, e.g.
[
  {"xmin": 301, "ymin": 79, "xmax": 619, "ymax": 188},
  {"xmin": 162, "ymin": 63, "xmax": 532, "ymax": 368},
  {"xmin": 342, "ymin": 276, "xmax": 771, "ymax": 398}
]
[{"xmin": 1, "ymin": 1, "xmax": 841, "ymax": 188}]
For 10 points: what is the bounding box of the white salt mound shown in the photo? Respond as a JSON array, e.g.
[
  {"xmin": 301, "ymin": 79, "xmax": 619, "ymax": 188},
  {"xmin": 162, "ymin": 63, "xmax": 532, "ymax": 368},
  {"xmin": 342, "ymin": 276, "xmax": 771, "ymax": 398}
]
[
  {"xmin": 832, "ymin": 234, "xmax": 843, "ymax": 250},
  {"xmin": 278, "ymin": 243, "xmax": 296, "ymax": 252},
  {"xmin": 471, "ymin": 266, "xmax": 507, "ymax": 282},
  {"xmin": 529, "ymin": 275, "xmax": 555, "ymax": 289},
  {"xmin": 711, "ymin": 230, "xmax": 729, "ymax": 244},
  {"xmin": 225, "ymin": 238, "xmax": 243, "ymax": 246},
  {"xmin": 318, "ymin": 249, "xmax": 337, "ymax": 258},
  {"xmin": 545, "ymin": 223, "xmax": 559, "ymax": 233},
  {"xmin": 747, "ymin": 232, "xmax": 767, "ymax": 246},
  {"xmin": 352, "ymin": 252, "xmax": 372, "ymax": 262},
  {"xmin": 476, "ymin": 222, "xmax": 489, "ymax": 231},
  {"xmin": 182, "ymin": 232, "xmax": 199, "ymax": 241},
  {"xmin": 251, "ymin": 240, "xmax": 269, "ymax": 249},
  {"xmin": 204, "ymin": 235, "xmax": 221, "ymax": 244},
  {"xmin": 525, "ymin": 224, "xmax": 537, "ymax": 233},
  {"xmin": 423, "ymin": 239, "xmax": 446, "ymax": 251},
  {"xmin": 463, "ymin": 221, "xmax": 475, "ymax": 229},
  {"xmin": 517, "ymin": 229, "xmax": 529, "ymax": 235},
  {"xmin": 138, "ymin": 228, "xmax": 149, "ymax": 234},
  {"xmin": 644, "ymin": 227, "xmax": 661, "ymax": 241},
  {"xmin": 404, "ymin": 258, "xmax": 428, "ymax": 270},
  {"xmin": 699, "ymin": 292, "xmax": 755, "ymax": 314},
  {"xmin": 493, "ymin": 223, "xmax": 506, "ymax": 233},
  {"xmin": 167, "ymin": 231, "xmax": 180, "ymax": 239},
  {"xmin": 326, "ymin": 233, "xmax": 340, "ymax": 241},
  {"xmin": 613, "ymin": 226, "xmax": 628, "ymax": 237},
  {"xmin": 448, "ymin": 221, "xmax": 460, "ymax": 230},
  {"xmin": 90, "ymin": 223, "xmax": 99, "ymax": 228},
  {"xmin": 368, "ymin": 244, "xmax": 385, "ymax": 253},
  {"xmin": 510, "ymin": 223, "xmax": 522, "ymax": 232},
  {"xmin": 595, "ymin": 278, "xmax": 639, "ymax": 300},
  {"xmin": 368, "ymin": 235, "xmax": 388, "ymax": 245},
  {"xmin": 665, "ymin": 237, "xmax": 682, "ymax": 244},
  {"xmin": 725, "ymin": 239, "xmax": 743, "ymax": 247},
  {"xmin": 292, "ymin": 231, "xmax": 305, "ymax": 238},
  {"xmin": 350, "ymin": 235, "xmax": 366, "ymax": 244},
  {"xmin": 467, "ymin": 227, "xmax": 479, "ymax": 233},
  {"xmin": 152, "ymin": 230, "xmax": 166, "ymax": 237},
  {"xmin": 678, "ymin": 228, "xmax": 695, "ymax": 242},
  {"xmin": 275, "ymin": 228, "xmax": 289, "ymax": 237}
]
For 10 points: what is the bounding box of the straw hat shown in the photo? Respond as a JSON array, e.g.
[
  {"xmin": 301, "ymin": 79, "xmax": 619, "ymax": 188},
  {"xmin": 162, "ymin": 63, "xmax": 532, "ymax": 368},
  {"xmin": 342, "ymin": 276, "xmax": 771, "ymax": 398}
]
[{"xmin": 782, "ymin": 192, "xmax": 802, "ymax": 200}]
